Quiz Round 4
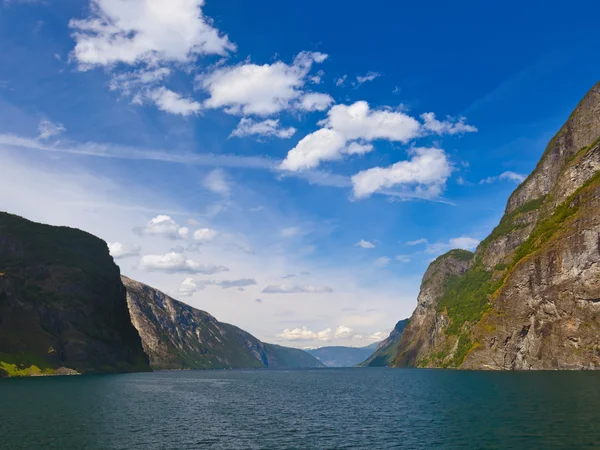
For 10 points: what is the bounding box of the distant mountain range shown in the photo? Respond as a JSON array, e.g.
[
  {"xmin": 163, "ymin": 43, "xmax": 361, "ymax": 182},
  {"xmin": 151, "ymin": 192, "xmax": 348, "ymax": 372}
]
[
  {"xmin": 0, "ymin": 212, "xmax": 322, "ymax": 377},
  {"xmin": 307, "ymin": 344, "xmax": 379, "ymax": 367},
  {"xmin": 359, "ymin": 319, "xmax": 409, "ymax": 367}
]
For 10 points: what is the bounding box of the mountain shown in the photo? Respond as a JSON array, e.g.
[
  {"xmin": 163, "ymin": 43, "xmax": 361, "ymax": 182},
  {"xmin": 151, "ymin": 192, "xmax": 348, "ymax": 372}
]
[
  {"xmin": 359, "ymin": 319, "xmax": 409, "ymax": 367},
  {"xmin": 307, "ymin": 344, "xmax": 379, "ymax": 367},
  {"xmin": 394, "ymin": 82, "xmax": 600, "ymax": 370},
  {"xmin": 0, "ymin": 212, "xmax": 150, "ymax": 377},
  {"xmin": 123, "ymin": 276, "xmax": 324, "ymax": 370}
]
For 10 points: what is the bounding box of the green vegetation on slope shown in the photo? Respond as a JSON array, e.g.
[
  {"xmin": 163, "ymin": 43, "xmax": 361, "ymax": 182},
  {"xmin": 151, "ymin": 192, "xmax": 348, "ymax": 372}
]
[{"xmin": 428, "ymin": 149, "xmax": 600, "ymax": 368}]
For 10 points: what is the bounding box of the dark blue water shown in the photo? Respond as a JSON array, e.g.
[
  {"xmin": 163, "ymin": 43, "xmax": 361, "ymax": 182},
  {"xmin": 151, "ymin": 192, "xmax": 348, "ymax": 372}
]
[{"xmin": 1, "ymin": 368, "xmax": 600, "ymax": 449}]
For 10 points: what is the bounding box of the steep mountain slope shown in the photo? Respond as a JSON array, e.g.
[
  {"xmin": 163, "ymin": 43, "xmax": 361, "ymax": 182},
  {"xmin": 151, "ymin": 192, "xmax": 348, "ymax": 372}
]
[
  {"xmin": 394, "ymin": 82, "xmax": 600, "ymax": 370},
  {"xmin": 307, "ymin": 344, "xmax": 379, "ymax": 367},
  {"xmin": 359, "ymin": 319, "xmax": 409, "ymax": 367},
  {"xmin": 123, "ymin": 277, "xmax": 323, "ymax": 370},
  {"xmin": 0, "ymin": 213, "xmax": 150, "ymax": 377}
]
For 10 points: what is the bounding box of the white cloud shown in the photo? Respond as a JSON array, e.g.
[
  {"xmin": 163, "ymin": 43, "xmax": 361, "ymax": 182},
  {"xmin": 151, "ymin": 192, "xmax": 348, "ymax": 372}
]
[
  {"xmin": 202, "ymin": 169, "xmax": 230, "ymax": 196},
  {"xmin": 351, "ymin": 147, "xmax": 452, "ymax": 199},
  {"xmin": 38, "ymin": 119, "xmax": 66, "ymax": 140},
  {"xmin": 200, "ymin": 51, "xmax": 328, "ymax": 116},
  {"xmin": 276, "ymin": 326, "xmax": 332, "ymax": 341},
  {"xmin": 193, "ymin": 227, "xmax": 218, "ymax": 241},
  {"xmin": 309, "ymin": 70, "xmax": 324, "ymax": 84},
  {"xmin": 334, "ymin": 325, "xmax": 353, "ymax": 338},
  {"xmin": 355, "ymin": 239, "xmax": 375, "ymax": 249},
  {"xmin": 280, "ymin": 101, "xmax": 476, "ymax": 172},
  {"xmin": 69, "ymin": 0, "xmax": 233, "ymax": 114},
  {"xmin": 69, "ymin": 0, "xmax": 234, "ymax": 68},
  {"xmin": 425, "ymin": 236, "xmax": 480, "ymax": 255},
  {"xmin": 147, "ymin": 87, "xmax": 201, "ymax": 116},
  {"xmin": 373, "ymin": 256, "xmax": 391, "ymax": 267},
  {"xmin": 230, "ymin": 118, "xmax": 296, "ymax": 139},
  {"xmin": 178, "ymin": 277, "xmax": 199, "ymax": 296},
  {"xmin": 480, "ymin": 171, "xmax": 526, "ymax": 184},
  {"xmin": 108, "ymin": 242, "xmax": 141, "ymax": 259},
  {"xmin": 298, "ymin": 92, "xmax": 335, "ymax": 112},
  {"xmin": 335, "ymin": 75, "xmax": 347, "ymax": 87},
  {"xmin": 370, "ymin": 331, "xmax": 387, "ymax": 341},
  {"xmin": 406, "ymin": 238, "xmax": 427, "ymax": 246},
  {"xmin": 109, "ymin": 67, "xmax": 171, "ymax": 96},
  {"xmin": 421, "ymin": 113, "xmax": 478, "ymax": 135},
  {"xmin": 395, "ymin": 255, "xmax": 411, "ymax": 263},
  {"xmin": 280, "ymin": 102, "xmax": 421, "ymax": 171},
  {"xmin": 262, "ymin": 284, "xmax": 333, "ymax": 294},
  {"xmin": 324, "ymin": 101, "xmax": 421, "ymax": 142},
  {"xmin": 139, "ymin": 252, "xmax": 228, "ymax": 274},
  {"xmin": 134, "ymin": 215, "xmax": 190, "ymax": 239},
  {"xmin": 355, "ymin": 71, "xmax": 380, "ymax": 86}
]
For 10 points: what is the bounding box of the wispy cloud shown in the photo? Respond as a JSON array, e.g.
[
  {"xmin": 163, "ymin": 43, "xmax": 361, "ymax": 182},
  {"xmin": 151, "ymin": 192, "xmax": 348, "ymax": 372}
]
[{"xmin": 480, "ymin": 171, "xmax": 526, "ymax": 184}]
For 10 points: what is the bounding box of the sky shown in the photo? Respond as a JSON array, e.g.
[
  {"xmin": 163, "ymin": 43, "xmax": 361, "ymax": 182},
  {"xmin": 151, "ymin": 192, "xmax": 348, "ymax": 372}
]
[{"xmin": 1, "ymin": 0, "xmax": 599, "ymax": 349}]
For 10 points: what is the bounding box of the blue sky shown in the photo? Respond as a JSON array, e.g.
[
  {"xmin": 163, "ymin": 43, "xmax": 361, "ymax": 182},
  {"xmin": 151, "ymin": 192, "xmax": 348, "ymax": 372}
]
[{"xmin": 1, "ymin": 0, "xmax": 599, "ymax": 347}]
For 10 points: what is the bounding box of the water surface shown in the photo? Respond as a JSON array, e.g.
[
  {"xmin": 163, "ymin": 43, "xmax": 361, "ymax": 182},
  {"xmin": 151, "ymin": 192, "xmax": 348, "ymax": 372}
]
[{"xmin": 1, "ymin": 368, "xmax": 599, "ymax": 449}]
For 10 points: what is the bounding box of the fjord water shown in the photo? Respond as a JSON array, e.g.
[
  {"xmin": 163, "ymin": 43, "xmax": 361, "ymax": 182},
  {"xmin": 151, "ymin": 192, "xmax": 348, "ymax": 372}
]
[{"xmin": 1, "ymin": 369, "xmax": 599, "ymax": 449}]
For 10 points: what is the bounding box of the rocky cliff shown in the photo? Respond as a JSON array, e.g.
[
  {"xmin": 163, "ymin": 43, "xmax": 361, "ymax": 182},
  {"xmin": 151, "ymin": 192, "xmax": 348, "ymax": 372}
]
[
  {"xmin": 394, "ymin": 82, "xmax": 600, "ymax": 370},
  {"xmin": 123, "ymin": 276, "xmax": 324, "ymax": 370},
  {"xmin": 0, "ymin": 213, "xmax": 150, "ymax": 377},
  {"xmin": 359, "ymin": 318, "xmax": 409, "ymax": 367}
]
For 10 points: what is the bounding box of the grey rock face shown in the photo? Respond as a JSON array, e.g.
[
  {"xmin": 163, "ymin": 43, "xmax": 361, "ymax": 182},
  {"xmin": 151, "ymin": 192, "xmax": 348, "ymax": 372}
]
[
  {"xmin": 123, "ymin": 276, "xmax": 324, "ymax": 370},
  {"xmin": 394, "ymin": 82, "xmax": 600, "ymax": 370}
]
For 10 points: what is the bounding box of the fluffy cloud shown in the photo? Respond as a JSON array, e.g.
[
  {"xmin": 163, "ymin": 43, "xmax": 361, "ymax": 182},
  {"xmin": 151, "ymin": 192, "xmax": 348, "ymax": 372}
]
[
  {"xmin": 425, "ymin": 236, "xmax": 480, "ymax": 255},
  {"xmin": 276, "ymin": 326, "xmax": 332, "ymax": 341},
  {"xmin": 355, "ymin": 239, "xmax": 375, "ymax": 249},
  {"xmin": 480, "ymin": 171, "xmax": 526, "ymax": 184},
  {"xmin": 69, "ymin": 0, "xmax": 233, "ymax": 114},
  {"xmin": 38, "ymin": 119, "xmax": 66, "ymax": 140},
  {"xmin": 139, "ymin": 252, "xmax": 228, "ymax": 274},
  {"xmin": 262, "ymin": 284, "xmax": 333, "ymax": 294},
  {"xmin": 178, "ymin": 277, "xmax": 199, "ymax": 296},
  {"xmin": 147, "ymin": 87, "xmax": 201, "ymax": 116},
  {"xmin": 334, "ymin": 325, "xmax": 353, "ymax": 338},
  {"xmin": 193, "ymin": 227, "xmax": 218, "ymax": 241},
  {"xmin": 280, "ymin": 101, "xmax": 476, "ymax": 172},
  {"xmin": 298, "ymin": 93, "xmax": 335, "ymax": 112},
  {"xmin": 202, "ymin": 169, "xmax": 230, "ymax": 196},
  {"xmin": 279, "ymin": 102, "xmax": 422, "ymax": 171},
  {"xmin": 370, "ymin": 331, "xmax": 387, "ymax": 341},
  {"xmin": 373, "ymin": 256, "xmax": 391, "ymax": 267},
  {"xmin": 351, "ymin": 147, "xmax": 452, "ymax": 199},
  {"xmin": 134, "ymin": 215, "xmax": 189, "ymax": 239},
  {"xmin": 108, "ymin": 242, "xmax": 141, "ymax": 259},
  {"xmin": 199, "ymin": 51, "xmax": 328, "ymax": 116},
  {"xmin": 421, "ymin": 113, "xmax": 478, "ymax": 135},
  {"xmin": 69, "ymin": 0, "xmax": 234, "ymax": 68},
  {"xmin": 230, "ymin": 118, "xmax": 296, "ymax": 139}
]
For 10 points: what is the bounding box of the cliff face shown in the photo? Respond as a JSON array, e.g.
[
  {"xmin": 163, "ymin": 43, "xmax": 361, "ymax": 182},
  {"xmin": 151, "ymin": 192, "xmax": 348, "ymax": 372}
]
[
  {"xmin": 360, "ymin": 318, "xmax": 409, "ymax": 367},
  {"xmin": 394, "ymin": 82, "xmax": 600, "ymax": 370},
  {"xmin": 123, "ymin": 276, "xmax": 323, "ymax": 370},
  {"xmin": 0, "ymin": 213, "xmax": 150, "ymax": 377}
]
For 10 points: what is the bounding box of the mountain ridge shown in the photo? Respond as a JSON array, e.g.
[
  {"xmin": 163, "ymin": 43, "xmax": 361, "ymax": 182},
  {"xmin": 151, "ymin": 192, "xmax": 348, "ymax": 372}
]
[
  {"xmin": 123, "ymin": 276, "xmax": 324, "ymax": 370},
  {"xmin": 393, "ymin": 81, "xmax": 600, "ymax": 370}
]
